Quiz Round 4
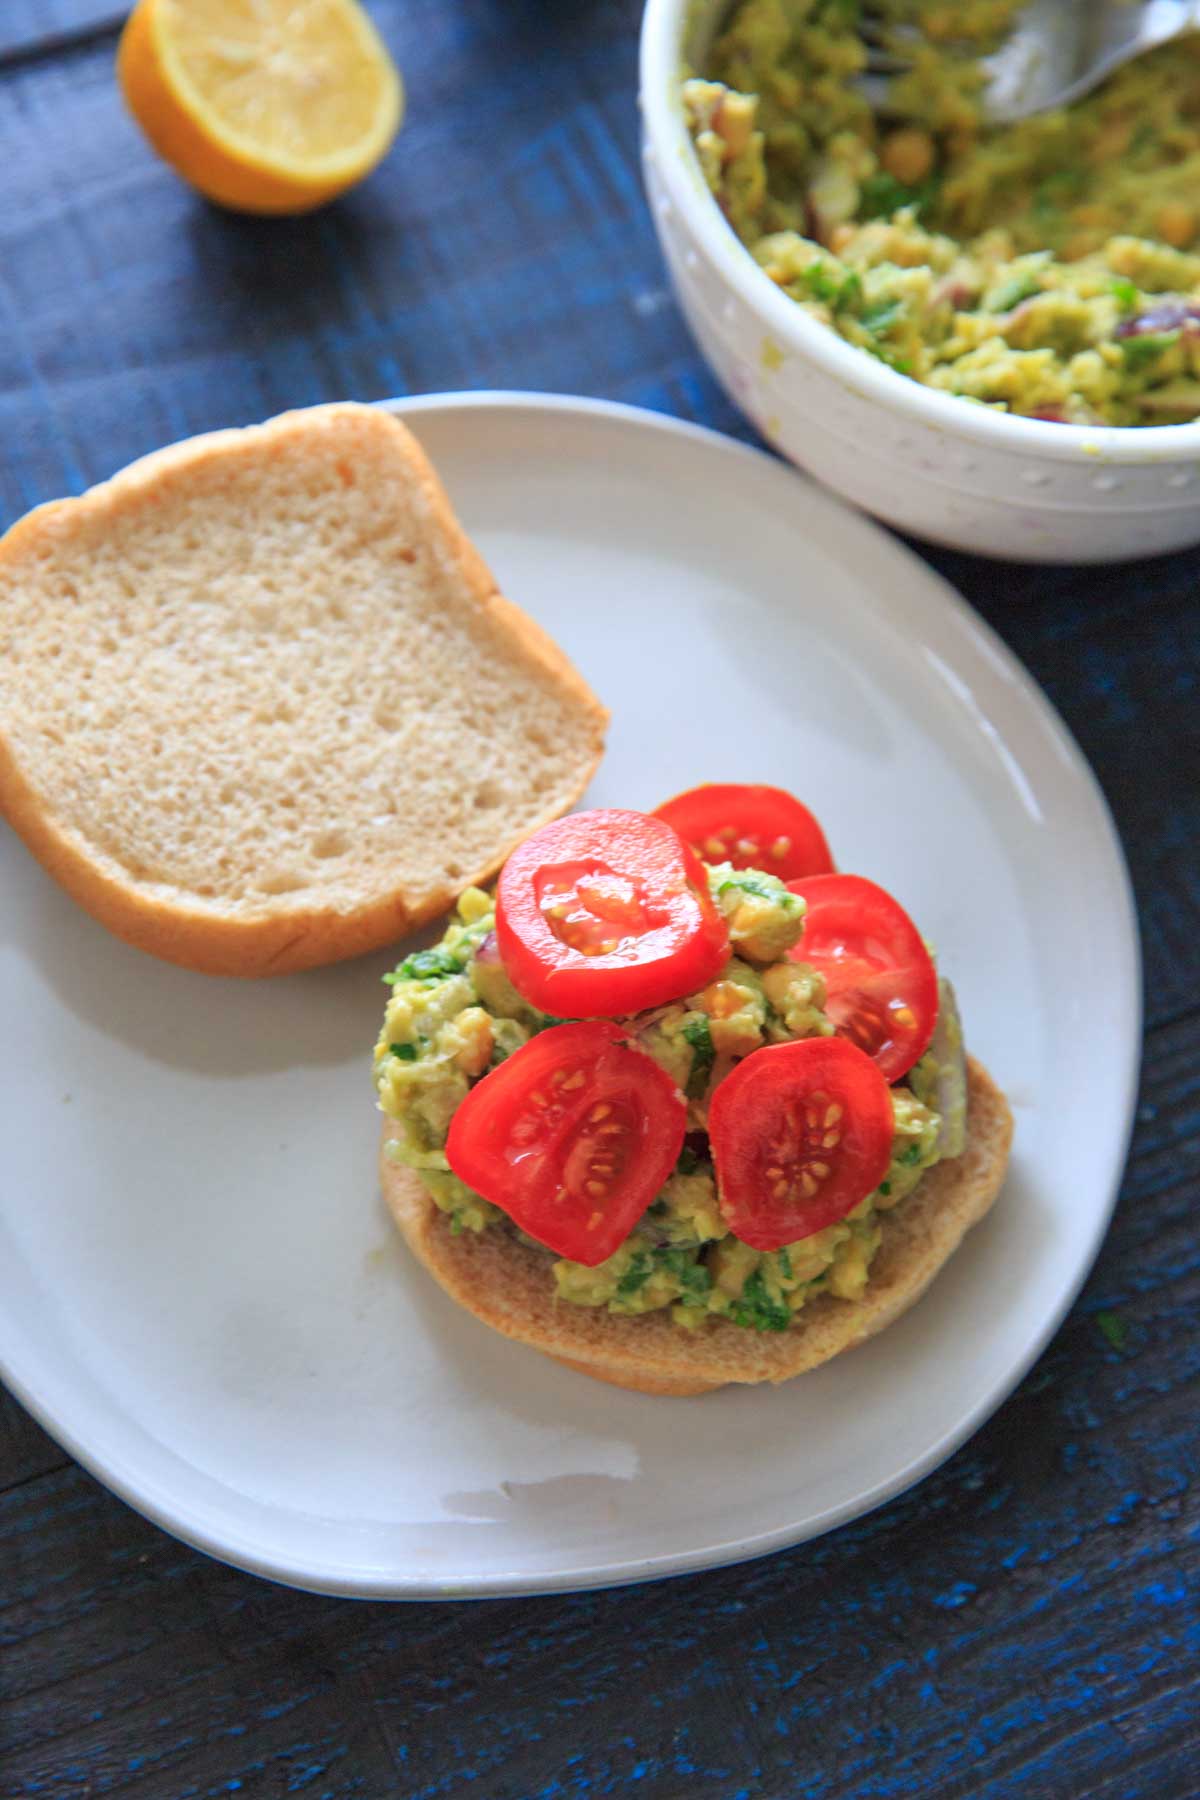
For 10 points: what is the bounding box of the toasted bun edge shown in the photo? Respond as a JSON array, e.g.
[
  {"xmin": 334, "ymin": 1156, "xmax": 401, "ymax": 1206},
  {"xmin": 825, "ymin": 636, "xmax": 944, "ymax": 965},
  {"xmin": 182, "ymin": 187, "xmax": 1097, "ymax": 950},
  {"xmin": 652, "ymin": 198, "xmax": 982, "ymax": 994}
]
[{"xmin": 380, "ymin": 1056, "xmax": 1013, "ymax": 1394}]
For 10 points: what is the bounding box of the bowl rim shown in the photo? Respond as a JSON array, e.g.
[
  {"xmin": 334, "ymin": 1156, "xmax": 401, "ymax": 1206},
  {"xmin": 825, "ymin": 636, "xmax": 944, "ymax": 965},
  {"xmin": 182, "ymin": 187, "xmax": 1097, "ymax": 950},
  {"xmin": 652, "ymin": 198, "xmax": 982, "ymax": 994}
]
[{"xmin": 639, "ymin": 0, "xmax": 1200, "ymax": 466}]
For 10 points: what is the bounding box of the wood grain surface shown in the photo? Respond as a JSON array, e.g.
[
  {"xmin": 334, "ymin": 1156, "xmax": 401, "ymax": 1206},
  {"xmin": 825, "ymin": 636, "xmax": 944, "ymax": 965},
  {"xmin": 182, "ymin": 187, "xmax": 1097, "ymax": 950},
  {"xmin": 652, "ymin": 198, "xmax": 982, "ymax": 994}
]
[{"xmin": 2, "ymin": 4, "xmax": 1198, "ymax": 1797}]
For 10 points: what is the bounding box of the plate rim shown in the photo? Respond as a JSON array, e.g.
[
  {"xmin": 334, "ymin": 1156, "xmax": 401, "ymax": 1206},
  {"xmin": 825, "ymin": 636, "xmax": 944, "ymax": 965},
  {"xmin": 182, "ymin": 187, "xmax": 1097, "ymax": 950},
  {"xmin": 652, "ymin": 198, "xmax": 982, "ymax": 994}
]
[{"xmin": 0, "ymin": 390, "xmax": 1142, "ymax": 1599}]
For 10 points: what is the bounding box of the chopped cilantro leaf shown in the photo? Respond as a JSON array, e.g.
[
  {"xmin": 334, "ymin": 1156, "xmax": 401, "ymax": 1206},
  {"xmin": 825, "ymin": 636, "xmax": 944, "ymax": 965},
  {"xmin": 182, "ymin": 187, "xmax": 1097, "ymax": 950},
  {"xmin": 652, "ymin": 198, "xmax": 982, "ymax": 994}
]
[
  {"xmin": 777, "ymin": 1247, "xmax": 793, "ymax": 1280},
  {"xmin": 801, "ymin": 259, "xmax": 860, "ymax": 310},
  {"xmin": 859, "ymin": 171, "xmax": 939, "ymax": 222},
  {"xmin": 395, "ymin": 946, "xmax": 463, "ymax": 982},
  {"xmin": 900, "ymin": 1142, "xmax": 924, "ymax": 1166},
  {"xmin": 879, "ymin": 1179, "xmax": 892, "ymax": 1197},
  {"xmin": 389, "ymin": 1042, "xmax": 418, "ymax": 1062},
  {"xmin": 861, "ymin": 297, "xmax": 905, "ymax": 336},
  {"xmin": 863, "ymin": 340, "xmax": 912, "ymax": 374},
  {"xmin": 616, "ymin": 1253, "xmax": 654, "ymax": 1299},
  {"xmin": 731, "ymin": 1266, "xmax": 792, "ymax": 1332},
  {"xmin": 682, "ymin": 1014, "xmax": 715, "ymax": 1098},
  {"xmin": 1122, "ymin": 330, "xmax": 1180, "ymax": 370},
  {"xmin": 801, "ymin": 259, "xmax": 840, "ymax": 304},
  {"xmin": 660, "ymin": 1248, "xmax": 712, "ymax": 1301},
  {"xmin": 717, "ymin": 871, "xmax": 784, "ymax": 901},
  {"xmin": 1110, "ymin": 277, "xmax": 1139, "ymax": 313},
  {"xmin": 988, "ymin": 272, "xmax": 1041, "ymax": 313}
]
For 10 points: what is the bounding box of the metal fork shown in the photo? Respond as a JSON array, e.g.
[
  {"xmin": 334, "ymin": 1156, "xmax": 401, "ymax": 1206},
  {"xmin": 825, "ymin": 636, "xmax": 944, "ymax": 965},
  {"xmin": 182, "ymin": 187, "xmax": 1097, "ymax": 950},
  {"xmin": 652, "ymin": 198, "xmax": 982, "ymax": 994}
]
[{"xmin": 858, "ymin": 0, "xmax": 1200, "ymax": 125}]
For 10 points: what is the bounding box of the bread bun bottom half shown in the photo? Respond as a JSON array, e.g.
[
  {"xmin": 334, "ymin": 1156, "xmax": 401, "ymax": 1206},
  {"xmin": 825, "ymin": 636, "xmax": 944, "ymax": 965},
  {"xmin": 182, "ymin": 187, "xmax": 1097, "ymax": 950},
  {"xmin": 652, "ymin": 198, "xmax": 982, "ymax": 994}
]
[{"xmin": 380, "ymin": 1057, "xmax": 1013, "ymax": 1397}]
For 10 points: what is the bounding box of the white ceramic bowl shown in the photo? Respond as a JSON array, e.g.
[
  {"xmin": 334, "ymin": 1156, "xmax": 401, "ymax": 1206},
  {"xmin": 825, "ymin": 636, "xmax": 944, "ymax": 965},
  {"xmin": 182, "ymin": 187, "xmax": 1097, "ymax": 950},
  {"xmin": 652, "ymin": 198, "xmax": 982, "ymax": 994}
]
[{"xmin": 639, "ymin": 0, "xmax": 1200, "ymax": 561}]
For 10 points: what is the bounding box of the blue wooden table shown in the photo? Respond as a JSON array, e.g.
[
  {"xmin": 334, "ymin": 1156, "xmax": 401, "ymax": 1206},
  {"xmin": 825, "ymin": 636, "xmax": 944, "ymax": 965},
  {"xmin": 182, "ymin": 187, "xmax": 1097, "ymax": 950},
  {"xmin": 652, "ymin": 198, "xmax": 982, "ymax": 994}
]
[{"xmin": 3, "ymin": 5, "xmax": 1199, "ymax": 1796}]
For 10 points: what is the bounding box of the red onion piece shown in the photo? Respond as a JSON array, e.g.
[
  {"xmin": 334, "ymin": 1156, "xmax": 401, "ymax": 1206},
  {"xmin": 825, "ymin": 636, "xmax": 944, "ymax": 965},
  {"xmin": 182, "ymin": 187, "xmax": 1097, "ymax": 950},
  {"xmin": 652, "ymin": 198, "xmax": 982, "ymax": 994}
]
[{"xmin": 1115, "ymin": 301, "xmax": 1200, "ymax": 339}]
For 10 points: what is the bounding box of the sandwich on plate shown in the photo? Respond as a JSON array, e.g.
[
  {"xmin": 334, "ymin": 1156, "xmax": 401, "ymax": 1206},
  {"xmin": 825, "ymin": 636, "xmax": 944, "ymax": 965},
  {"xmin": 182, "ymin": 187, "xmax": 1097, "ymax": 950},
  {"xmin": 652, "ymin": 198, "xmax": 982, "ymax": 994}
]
[{"xmin": 374, "ymin": 786, "xmax": 1012, "ymax": 1396}]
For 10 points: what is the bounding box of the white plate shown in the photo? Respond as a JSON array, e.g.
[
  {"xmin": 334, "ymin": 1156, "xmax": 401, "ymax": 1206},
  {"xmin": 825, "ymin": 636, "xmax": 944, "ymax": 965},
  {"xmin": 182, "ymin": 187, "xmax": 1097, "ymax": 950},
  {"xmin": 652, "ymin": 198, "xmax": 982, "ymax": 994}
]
[{"xmin": 0, "ymin": 394, "xmax": 1140, "ymax": 1598}]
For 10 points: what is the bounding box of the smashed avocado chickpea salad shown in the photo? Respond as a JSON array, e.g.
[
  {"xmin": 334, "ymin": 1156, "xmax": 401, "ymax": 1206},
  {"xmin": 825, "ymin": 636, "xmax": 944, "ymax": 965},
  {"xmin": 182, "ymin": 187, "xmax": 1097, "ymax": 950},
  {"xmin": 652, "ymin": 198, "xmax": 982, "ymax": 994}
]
[
  {"xmin": 373, "ymin": 784, "xmax": 970, "ymax": 1337},
  {"xmin": 686, "ymin": 0, "xmax": 1200, "ymax": 424}
]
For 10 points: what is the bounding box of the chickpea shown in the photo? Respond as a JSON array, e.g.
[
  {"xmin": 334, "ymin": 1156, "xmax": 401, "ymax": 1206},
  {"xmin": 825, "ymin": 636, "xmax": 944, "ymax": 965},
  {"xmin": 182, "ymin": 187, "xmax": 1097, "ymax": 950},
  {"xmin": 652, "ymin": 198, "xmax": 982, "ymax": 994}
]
[
  {"xmin": 698, "ymin": 979, "xmax": 748, "ymax": 1021},
  {"xmin": 717, "ymin": 91, "xmax": 755, "ymax": 160},
  {"xmin": 1156, "ymin": 202, "xmax": 1196, "ymax": 249},
  {"xmin": 1065, "ymin": 231, "xmax": 1103, "ymax": 262},
  {"xmin": 451, "ymin": 1008, "xmax": 493, "ymax": 1077},
  {"xmin": 922, "ymin": 8, "xmax": 957, "ymax": 41},
  {"xmin": 880, "ymin": 127, "xmax": 935, "ymax": 188},
  {"xmin": 1089, "ymin": 115, "xmax": 1132, "ymax": 162},
  {"xmin": 1070, "ymin": 203, "xmax": 1112, "ymax": 230}
]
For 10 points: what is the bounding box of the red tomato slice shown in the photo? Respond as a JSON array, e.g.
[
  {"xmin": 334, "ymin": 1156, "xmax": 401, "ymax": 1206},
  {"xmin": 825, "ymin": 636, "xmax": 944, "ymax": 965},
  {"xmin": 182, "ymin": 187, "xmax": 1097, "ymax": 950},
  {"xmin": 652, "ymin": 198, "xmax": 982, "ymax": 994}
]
[
  {"xmin": 495, "ymin": 809, "xmax": 729, "ymax": 1017},
  {"xmin": 654, "ymin": 783, "xmax": 834, "ymax": 881},
  {"xmin": 787, "ymin": 874, "xmax": 938, "ymax": 1082},
  {"xmin": 445, "ymin": 1021, "xmax": 687, "ymax": 1265},
  {"xmin": 708, "ymin": 1037, "xmax": 893, "ymax": 1249}
]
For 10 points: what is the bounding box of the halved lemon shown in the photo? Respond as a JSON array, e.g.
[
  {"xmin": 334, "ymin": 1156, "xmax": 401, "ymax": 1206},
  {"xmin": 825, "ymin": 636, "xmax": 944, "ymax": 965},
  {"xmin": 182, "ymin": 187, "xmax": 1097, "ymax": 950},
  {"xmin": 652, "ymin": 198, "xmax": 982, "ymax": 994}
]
[{"xmin": 118, "ymin": 0, "xmax": 404, "ymax": 215}]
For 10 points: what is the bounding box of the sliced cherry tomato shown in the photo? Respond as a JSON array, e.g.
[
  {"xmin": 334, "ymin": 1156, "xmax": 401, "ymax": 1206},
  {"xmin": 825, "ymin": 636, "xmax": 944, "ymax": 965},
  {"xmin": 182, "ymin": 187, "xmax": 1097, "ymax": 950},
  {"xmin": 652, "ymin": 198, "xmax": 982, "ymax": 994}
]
[
  {"xmin": 654, "ymin": 783, "xmax": 834, "ymax": 881},
  {"xmin": 495, "ymin": 809, "xmax": 729, "ymax": 1017},
  {"xmin": 787, "ymin": 874, "xmax": 938, "ymax": 1082},
  {"xmin": 445, "ymin": 1021, "xmax": 686, "ymax": 1265},
  {"xmin": 708, "ymin": 1037, "xmax": 893, "ymax": 1250}
]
